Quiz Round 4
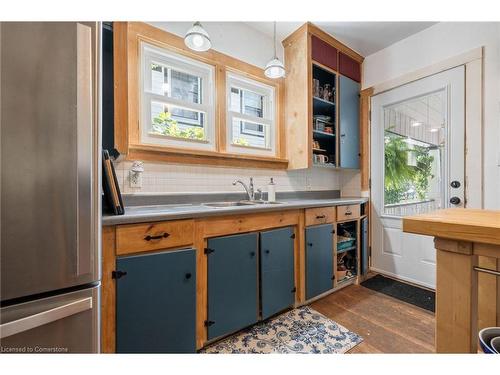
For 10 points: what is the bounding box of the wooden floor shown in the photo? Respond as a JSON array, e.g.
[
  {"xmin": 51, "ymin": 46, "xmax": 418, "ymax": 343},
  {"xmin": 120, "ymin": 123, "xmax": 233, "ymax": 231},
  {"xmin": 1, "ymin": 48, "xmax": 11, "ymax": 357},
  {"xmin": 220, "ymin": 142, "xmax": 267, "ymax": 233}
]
[{"xmin": 311, "ymin": 284, "xmax": 435, "ymax": 353}]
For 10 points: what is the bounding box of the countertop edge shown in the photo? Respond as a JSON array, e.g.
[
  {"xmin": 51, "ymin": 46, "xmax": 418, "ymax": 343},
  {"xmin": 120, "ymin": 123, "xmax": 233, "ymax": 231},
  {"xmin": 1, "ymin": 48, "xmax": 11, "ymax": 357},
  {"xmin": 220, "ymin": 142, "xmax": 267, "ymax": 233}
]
[{"xmin": 102, "ymin": 197, "xmax": 369, "ymax": 226}]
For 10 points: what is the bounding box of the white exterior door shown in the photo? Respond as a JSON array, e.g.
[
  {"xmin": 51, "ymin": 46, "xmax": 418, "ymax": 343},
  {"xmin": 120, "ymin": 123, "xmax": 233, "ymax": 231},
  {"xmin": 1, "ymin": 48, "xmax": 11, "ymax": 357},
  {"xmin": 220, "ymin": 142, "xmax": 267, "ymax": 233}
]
[{"xmin": 370, "ymin": 66, "xmax": 465, "ymax": 289}]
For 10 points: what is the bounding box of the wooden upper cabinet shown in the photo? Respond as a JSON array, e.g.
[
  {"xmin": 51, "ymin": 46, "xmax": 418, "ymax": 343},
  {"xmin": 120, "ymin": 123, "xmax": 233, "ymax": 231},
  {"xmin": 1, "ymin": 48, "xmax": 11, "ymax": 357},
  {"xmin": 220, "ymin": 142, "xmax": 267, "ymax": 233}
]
[
  {"xmin": 282, "ymin": 22, "xmax": 364, "ymax": 170},
  {"xmin": 339, "ymin": 52, "xmax": 361, "ymax": 83},
  {"xmin": 311, "ymin": 35, "xmax": 338, "ymax": 71}
]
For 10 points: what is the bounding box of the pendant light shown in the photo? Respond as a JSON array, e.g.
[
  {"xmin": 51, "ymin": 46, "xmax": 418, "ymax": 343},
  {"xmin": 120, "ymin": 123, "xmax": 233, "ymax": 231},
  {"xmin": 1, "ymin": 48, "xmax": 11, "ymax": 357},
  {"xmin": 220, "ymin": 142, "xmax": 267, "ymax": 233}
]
[
  {"xmin": 184, "ymin": 22, "xmax": 211, "ymax": 52},
  {"xmin": 264, "ymin": 22, "xmax": 285, "ymax": 79}
]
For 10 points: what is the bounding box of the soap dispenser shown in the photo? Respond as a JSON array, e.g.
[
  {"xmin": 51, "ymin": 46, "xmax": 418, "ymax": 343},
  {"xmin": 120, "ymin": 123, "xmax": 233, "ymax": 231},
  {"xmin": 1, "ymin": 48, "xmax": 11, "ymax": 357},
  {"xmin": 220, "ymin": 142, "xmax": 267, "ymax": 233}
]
[{"xmin": 268, "ymin": 178, "xmax": 276, "ymax": 202}]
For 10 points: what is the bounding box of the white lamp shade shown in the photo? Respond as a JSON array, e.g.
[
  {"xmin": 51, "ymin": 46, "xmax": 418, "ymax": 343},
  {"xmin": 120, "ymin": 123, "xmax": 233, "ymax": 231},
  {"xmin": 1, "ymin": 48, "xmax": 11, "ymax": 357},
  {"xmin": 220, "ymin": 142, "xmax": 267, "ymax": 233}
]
[
  {"xmin": 184, "ymin": 22, "xmax": 211, "ymax": 52},
  {"xmin": 264, "ymin": 58, "xmax": 285, "ymax": 79}
]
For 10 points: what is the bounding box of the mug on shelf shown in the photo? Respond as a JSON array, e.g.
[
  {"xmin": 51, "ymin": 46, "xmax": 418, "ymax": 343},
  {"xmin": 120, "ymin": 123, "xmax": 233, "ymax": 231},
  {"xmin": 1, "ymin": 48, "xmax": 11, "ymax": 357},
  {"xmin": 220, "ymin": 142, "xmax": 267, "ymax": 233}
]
[{"xmin": 317, "ymin": 155, "xmax": 329, "ymax": 164}]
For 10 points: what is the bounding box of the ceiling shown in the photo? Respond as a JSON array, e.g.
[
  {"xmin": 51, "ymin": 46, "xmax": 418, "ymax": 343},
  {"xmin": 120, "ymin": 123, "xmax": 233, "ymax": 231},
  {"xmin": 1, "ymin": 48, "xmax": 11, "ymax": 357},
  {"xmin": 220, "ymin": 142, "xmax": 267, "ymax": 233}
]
[{"xmin": 246, "ymin": 22, "xmax": 437, "ymax": 56}]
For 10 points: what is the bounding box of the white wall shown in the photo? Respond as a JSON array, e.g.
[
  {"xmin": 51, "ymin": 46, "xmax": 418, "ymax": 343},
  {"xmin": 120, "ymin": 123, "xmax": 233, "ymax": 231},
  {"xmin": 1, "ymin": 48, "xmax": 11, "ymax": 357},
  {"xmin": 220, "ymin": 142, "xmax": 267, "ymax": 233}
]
[
  {"xmin": 363, "ymin": 22, "xmax": 500, "ymax": 209},
  {"xmin": 118, "ymin": 22, "xmax": 348, "ymax": 195},
  {"xmin": 148, "ymin": 22, "xmax": 284, "ymax": 69}
]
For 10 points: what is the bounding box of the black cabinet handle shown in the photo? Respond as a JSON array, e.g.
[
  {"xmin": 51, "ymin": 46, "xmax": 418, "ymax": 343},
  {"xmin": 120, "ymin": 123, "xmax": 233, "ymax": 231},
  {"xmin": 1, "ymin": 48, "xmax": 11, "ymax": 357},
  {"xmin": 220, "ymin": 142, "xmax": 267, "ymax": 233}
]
[
  {"xmin": 144, "ymin": 232, "xmax": 170, "ymax": 241},
  {"xmin": 307, "ymin": 242, "xmax": 313, "ymax": 247},
  {"xmin": 316, "ymin": 214, "xmax": 326, "ymax": 219},
  {"xmin": 450, "ymin": 196, "xmax": 461, "ymax": 205},
  {"xmin": 112, "ymin": 270, "xmax": 127, "ymax": 279},
  {"xmin": 265, "ymin": 249, "xmax": 270, "ymax": 254},
  {"xmin": 185, "ymin": 273, "xmax": 192, "ymax": 280},
  {"xmin": 250, "ymin": 251, "xmax": 255, "ymax": 257}
]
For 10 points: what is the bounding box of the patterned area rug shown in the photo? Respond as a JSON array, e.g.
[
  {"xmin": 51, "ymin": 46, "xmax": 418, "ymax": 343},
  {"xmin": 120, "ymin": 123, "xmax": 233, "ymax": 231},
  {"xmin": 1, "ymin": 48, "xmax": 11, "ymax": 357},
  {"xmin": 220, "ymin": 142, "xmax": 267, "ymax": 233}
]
[{"xmin": 201, "ymin": 306, "xmax": 363, "ymax": 354}]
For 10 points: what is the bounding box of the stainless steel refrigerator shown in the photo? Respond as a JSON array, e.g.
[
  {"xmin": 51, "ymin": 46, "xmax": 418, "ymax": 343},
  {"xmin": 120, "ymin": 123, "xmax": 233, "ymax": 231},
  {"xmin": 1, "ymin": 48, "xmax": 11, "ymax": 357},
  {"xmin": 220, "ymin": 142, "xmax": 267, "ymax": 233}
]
[{"xmin": 0, "ymin": 22, "xmax": 101, "ymax": 353}]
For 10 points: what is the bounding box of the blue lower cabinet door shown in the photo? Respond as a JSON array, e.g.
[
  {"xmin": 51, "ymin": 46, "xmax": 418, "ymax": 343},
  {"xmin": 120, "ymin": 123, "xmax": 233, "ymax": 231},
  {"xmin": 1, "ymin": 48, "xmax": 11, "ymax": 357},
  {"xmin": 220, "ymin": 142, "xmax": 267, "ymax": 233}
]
[
  {"xmin": 116, "ymin": 249, "xmax": 196, "ymax": 353},
  {"xmin": 361, "ymin": 217, "xmax": 368, "ymax": 275},
  {"xmin": 207, "ymin": 233, "xmax": 259, "ymax": 340},
  {"xmin": 260, "ymin": 227, "xmax": 295, "ymax": 320},
  {"xmin": 305, "ymin": 224, "xmax": 334, "ymax": 300}
]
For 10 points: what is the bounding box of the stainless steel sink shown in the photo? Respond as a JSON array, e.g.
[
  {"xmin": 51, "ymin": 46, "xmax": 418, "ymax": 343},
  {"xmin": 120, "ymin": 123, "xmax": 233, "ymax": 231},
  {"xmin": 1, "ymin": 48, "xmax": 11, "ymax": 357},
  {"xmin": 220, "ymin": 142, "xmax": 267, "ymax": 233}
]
[
  {"xmin": 202, "ymin": 200, "xmax": 285, "ymax": 208},
  {"xmin": 251, "ymin": 201, "xmax": 285, "ymax": 205},
  {"xmin": 202, "ymin": 201, "xmax": 257, "ymax": 208}
]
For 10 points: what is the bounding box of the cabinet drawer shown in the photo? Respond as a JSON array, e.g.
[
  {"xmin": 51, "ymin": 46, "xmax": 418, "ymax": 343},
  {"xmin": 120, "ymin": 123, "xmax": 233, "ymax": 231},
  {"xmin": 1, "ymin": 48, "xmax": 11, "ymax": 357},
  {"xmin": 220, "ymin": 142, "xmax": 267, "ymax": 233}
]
[
  {"xmin": 116, "ymin": 220, "xmax": 194, "ymax": 255},
  {"xmin": 336, "ymin": 205, "xmax": 360, "ymax": 221},
  {"xmin": 305, "ymin": 207, "xmax": 336, "ymax": 226}
]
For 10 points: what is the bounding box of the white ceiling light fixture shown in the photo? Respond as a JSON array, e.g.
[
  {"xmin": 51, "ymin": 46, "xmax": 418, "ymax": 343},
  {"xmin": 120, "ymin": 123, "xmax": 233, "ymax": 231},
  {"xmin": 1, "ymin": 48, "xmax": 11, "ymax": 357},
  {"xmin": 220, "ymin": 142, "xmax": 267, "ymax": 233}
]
[
  {"xmin": 184, "ymin": 22, "xmax": 211, "ymax": 52},
  {"xmin": 264, "ymin": 22, "xmax": 285, "ymax": 79}
]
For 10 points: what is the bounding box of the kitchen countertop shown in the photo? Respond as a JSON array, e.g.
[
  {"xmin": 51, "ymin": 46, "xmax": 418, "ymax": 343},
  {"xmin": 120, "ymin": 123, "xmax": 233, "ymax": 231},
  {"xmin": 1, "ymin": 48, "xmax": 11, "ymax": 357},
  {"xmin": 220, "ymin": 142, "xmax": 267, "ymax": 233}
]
[
  {"xmin": 403, "ymin": 208, "xmax": 500, "ymax": 246},
  {"xmin": 102, "ymin": 196, "xmax": 368, "ymax": 226}
]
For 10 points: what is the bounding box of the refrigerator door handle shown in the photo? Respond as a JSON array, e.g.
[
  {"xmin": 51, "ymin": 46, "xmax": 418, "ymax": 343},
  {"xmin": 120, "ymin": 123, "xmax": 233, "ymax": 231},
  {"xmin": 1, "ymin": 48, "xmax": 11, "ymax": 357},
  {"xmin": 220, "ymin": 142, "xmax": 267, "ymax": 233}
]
[{"xmin": 0, "ymin": 297, "xmax": 93, "ymax": 339}]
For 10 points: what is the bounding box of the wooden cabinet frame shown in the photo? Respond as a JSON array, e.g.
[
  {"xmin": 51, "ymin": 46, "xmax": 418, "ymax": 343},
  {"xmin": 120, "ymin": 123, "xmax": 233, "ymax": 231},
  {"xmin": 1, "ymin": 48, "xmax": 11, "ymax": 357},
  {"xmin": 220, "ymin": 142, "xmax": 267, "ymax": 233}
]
[
  {"xmin": 282, "ymin": 22, "xmax": 364, "ymax": 170},
  {"xmin": 101, "ymin": 204, "xmax": 367, "ymax": 352},
  {"xmin": 113, "ymin": 22, "xmax": 287, "ymax": 169}
]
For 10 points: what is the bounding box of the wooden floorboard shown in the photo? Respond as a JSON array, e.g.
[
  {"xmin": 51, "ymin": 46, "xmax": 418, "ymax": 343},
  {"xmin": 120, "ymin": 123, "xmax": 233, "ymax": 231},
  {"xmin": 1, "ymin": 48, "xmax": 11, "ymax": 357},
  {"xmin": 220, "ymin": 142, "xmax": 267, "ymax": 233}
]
[{"xmin": 310, "ymin": 284, "xmax": 435, "ymax": 353}]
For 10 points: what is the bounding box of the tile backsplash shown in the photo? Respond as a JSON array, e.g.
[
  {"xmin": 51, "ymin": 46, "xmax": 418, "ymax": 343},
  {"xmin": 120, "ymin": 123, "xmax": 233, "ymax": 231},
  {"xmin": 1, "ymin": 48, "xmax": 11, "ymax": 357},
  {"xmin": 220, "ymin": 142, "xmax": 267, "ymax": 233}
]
[{"xmin": 114, "ymin": 161, "xmax": 360, "ymax": 196}]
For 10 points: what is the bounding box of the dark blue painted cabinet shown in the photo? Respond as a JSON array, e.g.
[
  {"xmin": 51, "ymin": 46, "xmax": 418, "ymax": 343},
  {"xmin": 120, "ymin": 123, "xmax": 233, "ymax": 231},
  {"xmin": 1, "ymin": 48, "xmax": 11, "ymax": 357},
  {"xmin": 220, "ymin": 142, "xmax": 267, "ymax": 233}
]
[
  {"xmin": 260, "ymin": 227, "xmax": 295, "ymax": 320},
  {"xmin": 339, "ymin": 75, "xmax": 360, "ymax": 169},
  {"xmin": 116, "ymin": 249, "xmax": 196, "ymax": 353},
  {"xmin": 361, "ymin": 217, "xmax": 368, "ymax": 275},
  {"xmin": 305, "ymin": 224, "xmax": 334, "ymax": 300},
  {"xmin": 207, "ymin": 232, "xmax": 259, "ymax": 340}
]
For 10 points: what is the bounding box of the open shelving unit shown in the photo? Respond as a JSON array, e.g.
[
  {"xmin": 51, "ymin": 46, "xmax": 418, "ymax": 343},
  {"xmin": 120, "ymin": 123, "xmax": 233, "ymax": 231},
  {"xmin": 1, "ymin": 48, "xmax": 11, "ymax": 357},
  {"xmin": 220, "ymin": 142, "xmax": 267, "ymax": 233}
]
[
  {"xmin": 312, "ymin": 64, "xmax": 337, "ymax": 168},
  {"xmin": 335, "ymin": 220, "xmax": 358, "ymax": 285}
]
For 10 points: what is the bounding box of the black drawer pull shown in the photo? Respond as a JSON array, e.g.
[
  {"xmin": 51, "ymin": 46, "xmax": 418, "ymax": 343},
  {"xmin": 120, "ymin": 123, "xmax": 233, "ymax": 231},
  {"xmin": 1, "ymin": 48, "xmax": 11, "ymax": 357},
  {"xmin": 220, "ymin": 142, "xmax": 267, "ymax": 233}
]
[
  {"xmin": 185, "ymin": 273, "xmax": 192, "ymax": 280},
  {"xmin": 265, "ymin": 249, "xmax": 270, "ymax": 254},
  {"xmin": 250, "ymin": 251, "xmax": 256, "ymax": 257},
  {"xmin": 307, "ymin": 242, "xmax": 313, "ymax": 247},
  {"xmin": 144, "ymin": 232, "xmax": 170, "ymax": 241},
  {"xmin": 316, "ymin": 214, "xmax": 326, "ymax": 219}
]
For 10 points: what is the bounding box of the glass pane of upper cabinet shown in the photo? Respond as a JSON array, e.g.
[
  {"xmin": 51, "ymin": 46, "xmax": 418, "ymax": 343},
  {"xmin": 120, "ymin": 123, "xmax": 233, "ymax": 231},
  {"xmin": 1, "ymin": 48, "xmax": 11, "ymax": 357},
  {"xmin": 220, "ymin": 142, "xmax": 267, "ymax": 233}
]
[{"xmin": 383, "ymin": 89, "xmax": 446, "ymax": 216}]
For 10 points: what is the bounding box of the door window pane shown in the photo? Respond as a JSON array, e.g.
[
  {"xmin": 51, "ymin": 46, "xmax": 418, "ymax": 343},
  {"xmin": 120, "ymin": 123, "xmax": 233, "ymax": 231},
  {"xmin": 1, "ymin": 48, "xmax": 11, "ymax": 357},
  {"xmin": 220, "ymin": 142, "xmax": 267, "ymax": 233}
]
[{"xmin": 383, "ymin": 90, "xmax": 445, "ymax": 216}]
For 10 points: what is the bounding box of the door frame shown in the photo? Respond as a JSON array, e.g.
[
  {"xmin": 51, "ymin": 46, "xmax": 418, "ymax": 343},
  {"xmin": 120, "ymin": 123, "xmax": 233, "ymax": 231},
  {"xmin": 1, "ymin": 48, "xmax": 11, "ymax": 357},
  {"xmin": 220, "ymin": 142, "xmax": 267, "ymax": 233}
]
[{"xmin": 362, "ymin": 47, "xmax": 484, "ymax": 275}]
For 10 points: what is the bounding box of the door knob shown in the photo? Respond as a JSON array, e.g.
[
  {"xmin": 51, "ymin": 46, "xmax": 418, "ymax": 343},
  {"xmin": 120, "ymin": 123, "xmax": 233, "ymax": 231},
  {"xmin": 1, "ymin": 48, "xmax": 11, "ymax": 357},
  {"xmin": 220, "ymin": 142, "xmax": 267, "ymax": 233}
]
[{"xmin": 450, "ymin": 196, "xmax": 461, "ymax": 205}]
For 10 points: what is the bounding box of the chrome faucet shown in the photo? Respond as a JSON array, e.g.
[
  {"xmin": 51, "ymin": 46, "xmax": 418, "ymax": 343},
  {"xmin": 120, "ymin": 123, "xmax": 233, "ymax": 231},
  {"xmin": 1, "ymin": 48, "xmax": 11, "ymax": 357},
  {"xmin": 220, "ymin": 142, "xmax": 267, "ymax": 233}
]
[{"xmin": 233, "ymin": 177, "xmax": 255, "ymax": 201}]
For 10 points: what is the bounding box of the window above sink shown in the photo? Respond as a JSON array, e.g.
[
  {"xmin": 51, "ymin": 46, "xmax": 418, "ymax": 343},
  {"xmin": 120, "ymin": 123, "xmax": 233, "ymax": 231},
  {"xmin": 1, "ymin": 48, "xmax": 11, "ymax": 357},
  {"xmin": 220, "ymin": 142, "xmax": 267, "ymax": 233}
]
[{"xmin": 113, "ymin": 22, "xmax": 288, "ymax": 169}]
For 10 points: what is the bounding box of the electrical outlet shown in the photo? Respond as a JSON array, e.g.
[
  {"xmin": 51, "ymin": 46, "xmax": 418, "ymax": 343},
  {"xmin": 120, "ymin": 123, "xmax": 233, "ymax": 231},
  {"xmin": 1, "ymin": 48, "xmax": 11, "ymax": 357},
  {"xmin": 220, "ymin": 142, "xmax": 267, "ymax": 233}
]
[
  {"xmin": 129, "ymin": 170, "xmax": 142, "ymax": 188},
  {"xmin": 129, "ymin": 161, "xmax": 144, "ymax": 188}
]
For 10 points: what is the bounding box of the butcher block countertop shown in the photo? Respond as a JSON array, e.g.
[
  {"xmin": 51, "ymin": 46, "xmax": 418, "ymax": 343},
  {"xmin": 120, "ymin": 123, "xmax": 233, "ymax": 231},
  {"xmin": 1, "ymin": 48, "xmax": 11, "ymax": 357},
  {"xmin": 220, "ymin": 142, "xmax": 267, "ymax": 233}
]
[{"xmin": 403, "ymin": 208, "xmax": 500, "ymax": 246}]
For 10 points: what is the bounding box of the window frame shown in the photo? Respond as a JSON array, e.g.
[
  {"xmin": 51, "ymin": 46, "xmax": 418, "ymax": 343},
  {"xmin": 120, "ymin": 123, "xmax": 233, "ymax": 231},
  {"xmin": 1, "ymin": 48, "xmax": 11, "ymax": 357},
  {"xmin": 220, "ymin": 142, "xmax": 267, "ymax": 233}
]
[
  {"xmin": 140, "ymin": 42, "xmax": 216, "ymax": 151},
  {"xmin": 114, "ymin": 22, "xmax": 287, "ymax": 169},
  {"xmin": 226, "ymin": 72, "xmax": 276, "ymax": 156}
]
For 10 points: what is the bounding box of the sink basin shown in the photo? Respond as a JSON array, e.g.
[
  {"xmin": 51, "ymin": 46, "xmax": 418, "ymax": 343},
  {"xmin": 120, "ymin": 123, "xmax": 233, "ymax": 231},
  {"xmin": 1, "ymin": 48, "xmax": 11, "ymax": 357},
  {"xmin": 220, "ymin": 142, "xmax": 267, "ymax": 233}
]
[
  {"xmin": 252, "ymin": 201, "xmax": 285, "ymax": 205},
  {"xmin": 125, "ymin": 204, "xmax": 212, "ymax": 214},
  {"xmin": 202, "ymin": 201, "xmax": 257, "ymax": 208}
]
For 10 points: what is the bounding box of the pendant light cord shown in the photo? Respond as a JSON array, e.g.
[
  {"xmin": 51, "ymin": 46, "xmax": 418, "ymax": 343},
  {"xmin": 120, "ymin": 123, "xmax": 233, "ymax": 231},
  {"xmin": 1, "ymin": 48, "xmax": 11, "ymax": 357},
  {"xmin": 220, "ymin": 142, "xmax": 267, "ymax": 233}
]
[{"xmin": 273, "ymin": 21, "xmax": 277, "ymax": 59}]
